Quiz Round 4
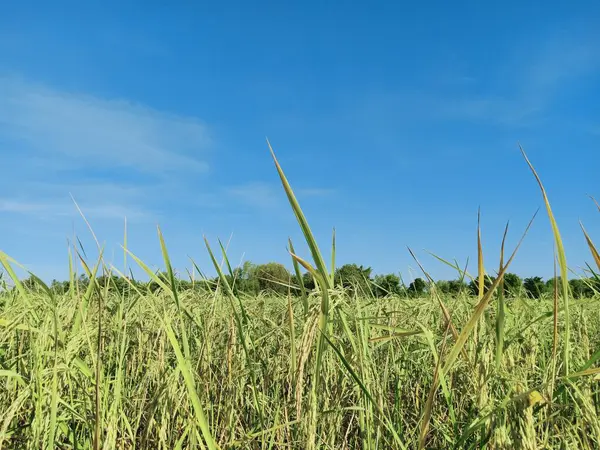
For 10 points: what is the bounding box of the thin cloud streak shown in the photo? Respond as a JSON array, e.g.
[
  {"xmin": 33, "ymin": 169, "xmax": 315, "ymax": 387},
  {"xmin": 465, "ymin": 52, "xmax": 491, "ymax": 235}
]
[{"xmin": 0, "ymin": 77, "xmax": 212, "ymax": 174}]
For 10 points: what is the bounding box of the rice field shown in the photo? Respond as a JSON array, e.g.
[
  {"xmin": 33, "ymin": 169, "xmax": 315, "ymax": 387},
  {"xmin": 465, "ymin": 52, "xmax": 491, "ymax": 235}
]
[{"xmin": 1, "ymin": 145, "xmax": 600, "ymax": 449}]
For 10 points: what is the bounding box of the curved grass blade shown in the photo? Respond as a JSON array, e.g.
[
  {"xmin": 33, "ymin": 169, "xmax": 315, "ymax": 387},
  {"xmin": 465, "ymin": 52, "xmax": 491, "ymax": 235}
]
[
  {"xmin": 267, "ymin": 139, "xmax": 330, "ymax": 288},
  {"xmin": 331, "ymin": 227, "xmax": 336, "ymax": 287},
  {"xmin": 407, "ymin": 247, "xmax": 466, "ymax": 360},
  {"xmin": 163, "ymin": 319, "xmax": 219, "ymax": 450},
  {"xmin": 320, "ymin": 330, "xmax": 407, "ymax": 450},
  {"xmin": 419, "ymin": 322, "xmax": 451, "ymax": 450},
  {"xmin": 495, "ymin": 222, "xmax": 509, "ymax": 369},
  {"xmin": 442, "ymin": 211, "xmax": 536, "ymax": 376},
  {"xmin": 521, "ymin": 145, "xmax": 570, "ymax": 373},
  {"xmin": 288, "ymin": 238, "xmax": 308, "ymax": 316},
  {"xmin": 477, "ymin": 208, "xmax": 485, "ymax": 299},
  {"xmin": 580, "ymin": 221, "xmax": 600, "ymax": 272}
]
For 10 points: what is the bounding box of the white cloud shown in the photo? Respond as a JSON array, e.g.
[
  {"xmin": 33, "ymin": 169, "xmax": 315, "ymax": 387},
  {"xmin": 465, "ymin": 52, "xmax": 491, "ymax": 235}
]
[
  {"xmin": 226, "ymin": 182, "xmax": 280, "ymax": 208},
  {"xmin": 226, "ymin": 183, "xmax": 336, "ymax": 209},
  {"xmin": 0, "ymin": 77, "xmax": 211, "ymax": 174},
  {"xmin": 0, "ymin": 197, "xmax": 150, "ymax": 221},
  {"xmin": 431, "ymin": 32, "xmax": 599, "ymax": 125},
  {"xmin": 0, "ymin": 77, "xmax": 218, "ymax": 222},
  {"xmin": 524, "ymin": 34, "xmax": 599, "ymax": 94}
]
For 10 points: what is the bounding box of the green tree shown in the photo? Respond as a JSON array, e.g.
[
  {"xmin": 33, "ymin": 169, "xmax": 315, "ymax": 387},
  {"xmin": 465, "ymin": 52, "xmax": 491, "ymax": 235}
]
[
  {"xmin": 468, "ymin": 275, "xmax": 496, "ymax": 297},
  {"xmin": 231, "ymin": 261, "xmax": 260, "ymax": 295},
  {"xmin": 302, "ymin": 272, "xmax": 316, "ymax": 291},
  {"xmin": 254, "ymin": 262, "xmax": 291, "ymax": 295},
  {"xmin": 523, "ymin": 276, "xmax": 546, "ymax": 299},
  {"xmin": 50, "ymin": 279, "xmax": 67, "ymax": 294},
  {"xmin": 434, "ymin": 280, "xmax": 451, "ymax": 295},
  {"xmin": 335, "ymin": 264, "xmax": 373, "ymax": 295},
  {"xmin": 408, "ymin": 277, "xmax": 427, "ymax": 297},
  {"xmin": 22, "ymin": 276, "xmax": 40, "ymax": 291},
  {"xmin": 569, "ymin": 278, "xmax": 594, "ymax": 298},
  {"xmin": 374, "ymin": 273, "xmax": 401, "ymax": 297},
  {"xmin": 503, "ymin": 273, "xmax": 523, "ymax": 297},
  {"xmin": 447, "ymin": 279, "xmax": 468, "ymax": 295}
]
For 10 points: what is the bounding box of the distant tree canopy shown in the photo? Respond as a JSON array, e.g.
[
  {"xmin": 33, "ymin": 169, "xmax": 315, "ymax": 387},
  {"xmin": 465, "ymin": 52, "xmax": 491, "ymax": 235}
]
[
  {"xmin": 436, "ymin": 279, "xmax": 467, "ymax": 296},
  {"xmin": 524, "ymin": 276, "xmax": 547, "ymax": 299},
  {"xmin": 253, "ymin": 262, "xmax": 291, "ymax": 295},
  {"xmin": 408, "ymin": 277, "xmax": 427, "ymax": 297},
  {"xmin": 4, "ymin": 261, "xmax": 598, "ymax": 301},
  {"xmin": 503, "ymin": 273, "xmax": 522, "ymax": 296},
  {"xmin": 468, "ymin": 275, "xmax": 496, "ymax": 297},
  {"xmin": 373, "ymin": 273, "xmax": 402, "ymax": 297},
  {"xmin": 335, "ymin": 264, "xmax": 373, "ymax": 295}
]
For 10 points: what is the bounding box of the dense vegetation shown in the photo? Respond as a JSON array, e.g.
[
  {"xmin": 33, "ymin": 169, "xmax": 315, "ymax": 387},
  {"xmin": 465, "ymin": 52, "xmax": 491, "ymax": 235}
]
[
  {"xmin": 18, "ymin": 262, "xmax": 600, "ymax": 301},
  {"xmin": 1, "ymin": 145, "xmax": 600, "ymax": 449}
]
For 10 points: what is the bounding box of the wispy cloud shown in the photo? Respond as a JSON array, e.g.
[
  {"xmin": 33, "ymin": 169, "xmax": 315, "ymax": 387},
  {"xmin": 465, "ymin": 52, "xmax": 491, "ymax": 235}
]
[
  {"xmin": 0, "ymin": 197, "xmax": 150, "ymax": 221},
  {"xmin": 0, "ymin": 77, "xmax": 211, "ymax": 174},
  {"xmin": 432, "ymin": 31, "xmax": 600, "ymax": 125},
  {"xmin": 524, "ymin": 34, "xmax": 599, "ymax": 95},
  {"xmin": 226, "ymin": 182, "xmax": 281, "ymax": 209},
  {"xmin": 226, "ymin": 183, "xmax": 337, "ymax": 209},
  {"xmin": 0, "ymin": 77, "xmax": 217, "ymax": 222}
]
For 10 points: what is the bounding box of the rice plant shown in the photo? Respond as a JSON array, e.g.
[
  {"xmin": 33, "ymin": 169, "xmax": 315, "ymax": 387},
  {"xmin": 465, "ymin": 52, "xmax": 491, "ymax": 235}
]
[{"xmin": 0, "ymin": 144, "xmax": 599, "ymax": 449}]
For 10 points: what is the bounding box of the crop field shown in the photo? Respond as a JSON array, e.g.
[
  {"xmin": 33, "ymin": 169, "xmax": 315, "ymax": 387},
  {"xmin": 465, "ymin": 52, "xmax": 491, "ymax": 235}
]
[{"xmin": 1, "ymin": 147, "xmax": 600, "ymax": 449}]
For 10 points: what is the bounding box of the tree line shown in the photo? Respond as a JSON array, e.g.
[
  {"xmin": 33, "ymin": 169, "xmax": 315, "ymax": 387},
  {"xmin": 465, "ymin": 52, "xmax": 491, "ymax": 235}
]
[{"xmin": 11, "ymin": 261, "xmax": 599, "ymax": 299}]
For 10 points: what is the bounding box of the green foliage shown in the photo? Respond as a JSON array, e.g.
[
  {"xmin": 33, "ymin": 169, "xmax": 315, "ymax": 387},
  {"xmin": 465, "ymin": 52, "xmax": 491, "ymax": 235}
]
[
  {"xmin": 408, "ymin": 277, "xmax": 427, "ymax": 297},
  {"xmin": 468, "ymin": 275, "xmax": 496, "ymax": 296},
  {"xmin": 302, "ymin": 271, "xmax": 316, "ymax": 290},
  {"xmin": 253, "ymin": 262, "xmax": 292, "ymax": 294},
  {"xmin": 334, "ymin": 263, "xmax": 373, "ymax": 295},
  {"xmin": 567, "ymin": 278, "xmax": 597, "ymax": 298},
  {"xmin": 524, "ymin": 276, "xmax": 548, "ymax": 299},
  {"xmin": 2, "ymin": 283, "xmax": 599, "ymax": 449},
  {"xmin": 503, "ymin": 272, "xmax": 523, "ymax": 296},
  {"xmin": 436, "ymin": 279, "xmax": 467, "ymax": 296},
  {"xmin": 373, "ymin": 273, "xmax": 402, "ymax": 297}
]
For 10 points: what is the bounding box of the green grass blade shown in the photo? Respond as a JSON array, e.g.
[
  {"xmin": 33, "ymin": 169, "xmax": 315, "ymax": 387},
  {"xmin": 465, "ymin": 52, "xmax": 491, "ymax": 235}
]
[
  {"xmin": 580, "ymin": 221, "xmax": 600, "ymax": 272},
  {"xmin": 521, "ymin": 145, "xmax": 570, "ymax": 374},
  {"xmin": 157, "ymin": 226, "xmax": 191, "ymax": 360},
  {"xmin": 267, "ymin": 140, "xmax": 330, "ymax": 287},
  {"xmin": 442, "ymin": 211, "xmax": 536, "ymax": 376},
  {"xmin": 218, "ymin": 238, "xmax": 235, "ymax": 278},
  {"xmin": 477, "ymin": 208, "xmax": 485, "ymax": 299},
  {"xmin": 495, "ymin": 222, "xmax": 509, "ymax": 369},
  {"xmin": 163, "ymin": 319, "xmax": 219, "ymax": 450},
  {"xmin": 407, "ymin": 247, "xmax": 465, "ymax": 359},
  {"xmin": 419, "ymin": 323, "xmax": 451, "ymax": 450},
  {"xmin": 331, "ymin": 227, "xmax": 336, "ymax": 287},
  {"xmin": 288, "ymin": 238, "xmax": 308, "ymax": 316}
]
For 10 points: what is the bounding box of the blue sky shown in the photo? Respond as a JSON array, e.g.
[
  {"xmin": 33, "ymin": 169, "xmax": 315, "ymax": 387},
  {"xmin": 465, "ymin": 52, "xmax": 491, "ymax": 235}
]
[{"xmin": 0, "ymin": 1, "xmax": 599, "ymax": 283}]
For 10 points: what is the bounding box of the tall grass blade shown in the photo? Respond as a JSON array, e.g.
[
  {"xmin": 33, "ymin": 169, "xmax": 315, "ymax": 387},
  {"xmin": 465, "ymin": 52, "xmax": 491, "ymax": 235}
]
[
  {"xmin": 331, "ymin": 227, "xmax": 336, "ymax": 287},
  {"xmin": 442, "ymin": 211, "xmax": 536, "ymax": 376},
  {"xmin": 267, "ymin": 139, "xmax": 330, "ymax": 287},
  {"xmin": 521, "ymin": 145, "xmax": 570, "ymax": 374},
  {"xmin": 204, "ymin": 237, "xmax": 263, "ymax": 426},
  {"xmin": 407, "ymin": 247, "xmax": 465, "ymax": 359},
  {"xmin": 268, "ymin": 140, "xmax": 331, "ymax": 449},
  {"xmin": 591, "ymin": 195, "xmax": 600, "ymax": 212},
  {"xmin": 495, "ymin": 222, "xmax": 509, "ymax": 369},
  {"xmin": 218, "ymin": 238, "xmax": 235, "ymax": 278},
  {"xmin": 288, "ymin": 238, "xmax": 308, "ymax": 316},
  {"xmin": 580, "ymin": 222, "xmax": 600, "ymax": 272},
  {"xmin": 163, "ymin": 319, "xmax": 219, "ymax": 450},
  {"xmin": 157, "ymin": 226, "xmax": 191, "ymax": 360},
  {"xmin": 419, "ymin": 322, "xmax": 451, "ymax": 450}
]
